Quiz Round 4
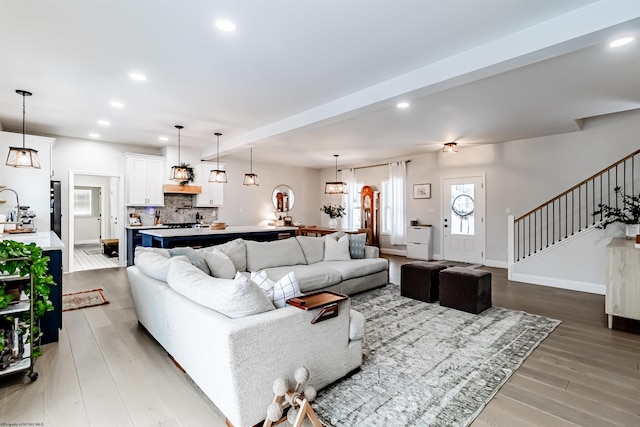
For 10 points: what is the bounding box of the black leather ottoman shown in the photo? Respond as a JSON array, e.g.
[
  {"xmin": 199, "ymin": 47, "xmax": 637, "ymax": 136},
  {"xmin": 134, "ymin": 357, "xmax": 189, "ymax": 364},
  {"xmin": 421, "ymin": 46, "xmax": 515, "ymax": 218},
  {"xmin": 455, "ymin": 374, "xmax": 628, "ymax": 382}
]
[
  {"xmin": 400, "ymin": 261, "xmax": 447, "ymax": 303},
  {"xmin": 439, "ymin": 267, "xmax": 492, "ymax": 314}
]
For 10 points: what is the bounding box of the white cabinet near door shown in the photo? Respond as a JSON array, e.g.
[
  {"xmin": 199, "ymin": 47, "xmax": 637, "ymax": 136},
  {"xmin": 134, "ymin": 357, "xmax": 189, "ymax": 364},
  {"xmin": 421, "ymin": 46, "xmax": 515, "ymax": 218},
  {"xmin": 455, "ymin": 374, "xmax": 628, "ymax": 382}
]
[
  {"xmin": 125, "ymin": 154, "xmax": 165, "ymax": 206},
  {"xmin": 195, "ymin": 162, "xmax": 224, "ymax": 207},
  {"xmin": 407, "ymin": 225, "xmax": 432, "ymax": 260}
]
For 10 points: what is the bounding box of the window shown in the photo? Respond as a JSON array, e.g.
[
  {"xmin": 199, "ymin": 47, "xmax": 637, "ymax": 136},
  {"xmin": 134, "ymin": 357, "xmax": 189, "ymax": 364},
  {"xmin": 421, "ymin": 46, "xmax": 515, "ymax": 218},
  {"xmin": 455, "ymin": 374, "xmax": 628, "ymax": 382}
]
[
  {"xmin": 380, "ymin": 180, "xmax": 391, "ymax": 234},
  {"xmin": 74, "ymin": 188, "xmax": 92, "ymax": 216},
  {"xmin": 342, "ymin": 182, "xmax": 364, "ymax": 230}
]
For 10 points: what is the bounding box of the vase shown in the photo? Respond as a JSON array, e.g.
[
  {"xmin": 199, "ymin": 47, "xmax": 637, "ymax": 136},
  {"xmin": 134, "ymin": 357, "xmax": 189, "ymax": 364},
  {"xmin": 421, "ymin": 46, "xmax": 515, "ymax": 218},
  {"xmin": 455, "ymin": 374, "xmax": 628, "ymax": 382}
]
[{"xmin": 328, "ymin": 218, "xmax": 338, "ymax": 229}]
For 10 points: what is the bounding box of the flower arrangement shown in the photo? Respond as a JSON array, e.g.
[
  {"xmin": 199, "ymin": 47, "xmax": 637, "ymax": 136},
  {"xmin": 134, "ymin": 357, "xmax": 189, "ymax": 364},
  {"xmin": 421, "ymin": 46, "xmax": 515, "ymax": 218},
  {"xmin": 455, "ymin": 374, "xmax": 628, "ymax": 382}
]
[{"xmin": 321, "ymin": 204, "xmax": 345, "ymax": 219}]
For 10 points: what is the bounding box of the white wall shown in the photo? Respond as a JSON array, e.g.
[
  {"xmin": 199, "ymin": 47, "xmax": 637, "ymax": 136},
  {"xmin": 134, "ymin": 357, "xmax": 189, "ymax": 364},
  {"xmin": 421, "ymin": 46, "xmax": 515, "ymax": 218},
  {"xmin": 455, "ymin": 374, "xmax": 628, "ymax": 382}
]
[
  {"xmin": 324, "ymin": 109, "xmax": 640, "ymax": 267},
  {"xmin": 0, "ymin": 131, "xmax": 53, "ymax": 232},
  {"xmin": 217, "ymin": 156, "xmax": 321, "ymax": 227}
]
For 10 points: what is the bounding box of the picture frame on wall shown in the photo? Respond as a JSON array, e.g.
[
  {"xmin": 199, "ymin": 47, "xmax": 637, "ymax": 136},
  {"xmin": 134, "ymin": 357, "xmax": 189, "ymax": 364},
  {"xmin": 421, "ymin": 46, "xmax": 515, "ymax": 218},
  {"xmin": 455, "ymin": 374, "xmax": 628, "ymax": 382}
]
[{"xmin": 413, "ymin": 183, "xmax": 431, "ymax": 199}]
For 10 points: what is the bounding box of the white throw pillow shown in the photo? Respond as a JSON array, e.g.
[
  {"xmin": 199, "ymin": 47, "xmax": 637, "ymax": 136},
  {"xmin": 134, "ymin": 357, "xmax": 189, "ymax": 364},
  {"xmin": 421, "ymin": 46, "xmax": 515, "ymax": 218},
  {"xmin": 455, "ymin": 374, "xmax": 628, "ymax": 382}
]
[
  {"xmin": 250, "ymin": 270, "xmax": 301, "ymax": 308},
  {"xmin": 167, "ymin": 259, "xmax": 275, "ymax": 318},
  {"xmin": 324, "ymin": 234, "xmax": 351, "ymax": 261},
  {"xmin": 135, "ymin": 251, "xmax": 189, "ymax": 282},
  {"xmin": 204, "ymin": 248, "xmax": 236, "ymax": 279}
]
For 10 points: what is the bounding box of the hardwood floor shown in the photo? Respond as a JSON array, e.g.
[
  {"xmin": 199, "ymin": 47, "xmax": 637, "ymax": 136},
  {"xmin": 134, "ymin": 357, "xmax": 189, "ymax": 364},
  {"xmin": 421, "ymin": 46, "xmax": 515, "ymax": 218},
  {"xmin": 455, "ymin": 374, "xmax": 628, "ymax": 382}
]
[{"xmin": 1, "ymin": 256, "xmax": 639, "ymax": 426}]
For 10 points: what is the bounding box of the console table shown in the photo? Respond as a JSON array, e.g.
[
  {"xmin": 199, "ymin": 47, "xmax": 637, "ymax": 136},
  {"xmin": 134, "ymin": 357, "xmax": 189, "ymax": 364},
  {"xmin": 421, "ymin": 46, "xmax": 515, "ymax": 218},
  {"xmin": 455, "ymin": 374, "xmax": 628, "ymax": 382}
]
[{"xmin": 606, "ymin": 238, "xmax": 640, "ymax": 329}]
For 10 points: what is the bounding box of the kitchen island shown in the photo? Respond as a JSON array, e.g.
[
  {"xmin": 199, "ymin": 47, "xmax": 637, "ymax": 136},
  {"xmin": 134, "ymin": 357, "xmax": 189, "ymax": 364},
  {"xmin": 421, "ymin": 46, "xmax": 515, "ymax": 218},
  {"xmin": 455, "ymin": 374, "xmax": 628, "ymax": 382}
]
[
  {"xmin": 140, "ymin": 226, "xmax": 298, "ymax": 249},
  {"xmin": 0, "ymin": 231, "xmax": 64, "ymax": 344}
]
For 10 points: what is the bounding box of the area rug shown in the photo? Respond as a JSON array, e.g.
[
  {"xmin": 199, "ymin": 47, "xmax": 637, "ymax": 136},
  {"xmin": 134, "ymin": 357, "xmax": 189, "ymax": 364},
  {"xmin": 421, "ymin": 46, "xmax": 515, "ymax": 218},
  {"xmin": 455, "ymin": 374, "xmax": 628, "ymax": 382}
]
[
  {"xmin": 312, "ymin": 283, "xmax": 560, "ymax": 426},
  {"xmin": 62, "ymin": 288, "xmax": 109, "ymax": 311},
  {"xmin": 81, "ymin": 244, "xmax": 102, "ymax": 256}
]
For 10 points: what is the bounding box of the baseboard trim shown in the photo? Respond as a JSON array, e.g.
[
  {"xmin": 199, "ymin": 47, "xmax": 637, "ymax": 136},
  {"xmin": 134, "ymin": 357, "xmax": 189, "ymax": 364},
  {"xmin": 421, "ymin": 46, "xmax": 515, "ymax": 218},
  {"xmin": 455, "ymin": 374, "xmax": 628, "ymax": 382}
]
[
  {"xmin": 380, "ymin": 248, "xmax": 407, "ymax": 256},
  {"xmin": 484, "ymin": 259, "xmax": 508, "ymax": 269},
  {"xmin": 511, "ymin": 272, "xmax": 605, "ymax": 295}
]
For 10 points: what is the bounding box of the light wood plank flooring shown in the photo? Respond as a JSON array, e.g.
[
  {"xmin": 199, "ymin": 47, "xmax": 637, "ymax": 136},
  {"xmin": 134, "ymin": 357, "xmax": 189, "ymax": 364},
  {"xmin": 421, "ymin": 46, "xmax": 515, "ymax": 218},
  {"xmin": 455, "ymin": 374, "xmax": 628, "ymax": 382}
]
[{"xmin": 1, "ymin": 256, "xmax": 639, "ymax": 426}]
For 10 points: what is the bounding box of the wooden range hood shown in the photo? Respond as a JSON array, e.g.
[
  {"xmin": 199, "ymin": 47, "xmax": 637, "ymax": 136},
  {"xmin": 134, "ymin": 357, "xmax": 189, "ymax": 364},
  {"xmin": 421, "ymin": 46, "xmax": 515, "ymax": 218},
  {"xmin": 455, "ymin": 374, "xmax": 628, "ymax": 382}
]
[{"xmin": 162, "ymin": 184, "xmax": 202, "ymax": 195}]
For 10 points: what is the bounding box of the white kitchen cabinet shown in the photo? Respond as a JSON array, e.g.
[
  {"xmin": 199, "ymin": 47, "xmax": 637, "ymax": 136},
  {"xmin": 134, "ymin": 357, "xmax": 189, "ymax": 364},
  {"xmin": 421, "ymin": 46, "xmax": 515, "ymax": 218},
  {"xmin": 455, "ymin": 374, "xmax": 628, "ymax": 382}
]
[
  {"xmin": 406, "ymin": 226, "xmax": 432, "ymax": 260},
  {"xmin": 125, "ymin": 154, "xmax": 164, "ymax": 206},
  {"xmin": 195, "ymin": 162, "xmax": 224, "ymax": 207}
]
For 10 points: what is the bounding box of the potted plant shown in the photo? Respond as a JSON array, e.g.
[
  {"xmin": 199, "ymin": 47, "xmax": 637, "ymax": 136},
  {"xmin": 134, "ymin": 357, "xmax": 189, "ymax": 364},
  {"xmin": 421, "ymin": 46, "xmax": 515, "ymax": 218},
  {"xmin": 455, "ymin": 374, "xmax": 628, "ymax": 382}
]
[
  {"xmin": 0, "ymin": 240, "xmax": 56, "ymax": 358},
  {"xmin": 321, "ymin": 204, "xmax": 345, "ymax": 229},
  {"xmin": 593, "ymin": 186, "xmax": 640, "ymax": 238}
]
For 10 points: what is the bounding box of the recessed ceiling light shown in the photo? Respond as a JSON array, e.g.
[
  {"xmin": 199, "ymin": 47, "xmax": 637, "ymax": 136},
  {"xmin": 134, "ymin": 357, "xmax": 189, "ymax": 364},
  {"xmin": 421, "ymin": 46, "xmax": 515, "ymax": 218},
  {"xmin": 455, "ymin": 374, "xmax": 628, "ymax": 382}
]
[
  {"xmin": 397, "ymin": 101, "xmax": 410, "ymax": 109},
  {"xmin": 158, "ymin": 136, "xmax": 169, "ymax": 142},
  {"xmin": 129, "ymin": 72, "xmax": 147, "ymax": 81},
  {"xmin": 97, "ymin": 120, "xmax": 110, "ymax": 126},
  {"xmin": 610, "ymin": 36, "xmax": 634, "ymax": 47},
  {"xmin": 89, "ymin": 133, "xmax": 100, "ymax": 138},
  {"xmin": 110, "ymin": 101, "xmax": 125, "ymax": 109},
  {"xmin": 215, "ymin": 19, "xmax": 237, "ymax": 32}
]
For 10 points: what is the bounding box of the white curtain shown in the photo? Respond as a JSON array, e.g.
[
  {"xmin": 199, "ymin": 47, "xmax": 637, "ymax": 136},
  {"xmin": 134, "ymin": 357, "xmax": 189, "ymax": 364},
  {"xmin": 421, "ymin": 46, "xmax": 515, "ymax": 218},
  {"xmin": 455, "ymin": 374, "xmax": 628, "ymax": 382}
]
[
  {"xmin": 389, "ymin": 161, "xmax": 407, "ymax": 245},
  {"xmin": 341, "ymin": 168, "xmax": 356, "ymax": 230}
]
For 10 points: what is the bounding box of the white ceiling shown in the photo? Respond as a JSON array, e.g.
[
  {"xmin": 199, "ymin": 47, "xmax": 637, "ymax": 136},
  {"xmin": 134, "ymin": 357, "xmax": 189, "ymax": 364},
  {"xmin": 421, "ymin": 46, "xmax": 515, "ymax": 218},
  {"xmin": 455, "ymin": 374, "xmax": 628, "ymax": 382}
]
[{"xmin": 1, "ymin": 0, "xmax": 639, "ymax": 169}]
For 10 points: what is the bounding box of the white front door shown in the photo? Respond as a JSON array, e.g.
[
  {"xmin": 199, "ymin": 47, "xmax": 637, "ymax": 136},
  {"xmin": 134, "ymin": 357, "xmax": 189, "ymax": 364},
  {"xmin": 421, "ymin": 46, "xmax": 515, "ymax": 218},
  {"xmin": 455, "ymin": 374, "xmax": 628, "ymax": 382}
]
[{"xmin": 442, "ymin": 176, "xmax": 485, "ymax": 264}]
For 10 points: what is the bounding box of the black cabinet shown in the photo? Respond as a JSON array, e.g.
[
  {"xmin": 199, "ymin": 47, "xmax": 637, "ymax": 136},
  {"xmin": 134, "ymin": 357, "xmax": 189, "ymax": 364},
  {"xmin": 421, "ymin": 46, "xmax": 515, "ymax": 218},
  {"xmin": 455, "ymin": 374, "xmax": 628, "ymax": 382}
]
[
  {"xmin": 126, "ymin": 227, "xmax": 144, "ymax": 266},
  {"xmin": 41, "ymin": 249, "xmax": 62, "ymax": 344}
]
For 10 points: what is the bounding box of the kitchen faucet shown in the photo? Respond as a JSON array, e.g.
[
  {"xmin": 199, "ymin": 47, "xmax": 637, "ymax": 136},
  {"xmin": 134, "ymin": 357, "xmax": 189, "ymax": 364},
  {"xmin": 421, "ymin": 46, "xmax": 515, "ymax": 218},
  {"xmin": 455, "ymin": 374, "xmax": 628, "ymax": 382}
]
[{"xmin": 0, "ymin": 188, "xmax": 20, "ymax": 224}]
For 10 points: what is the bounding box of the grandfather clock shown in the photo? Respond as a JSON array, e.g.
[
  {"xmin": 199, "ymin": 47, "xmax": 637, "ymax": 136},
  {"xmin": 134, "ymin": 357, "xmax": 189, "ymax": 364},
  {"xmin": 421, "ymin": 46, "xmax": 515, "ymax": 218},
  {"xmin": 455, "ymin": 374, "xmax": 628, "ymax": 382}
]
[{"xmin": 360, "ymin": 185, "xmax": 379, "ymax": 246}]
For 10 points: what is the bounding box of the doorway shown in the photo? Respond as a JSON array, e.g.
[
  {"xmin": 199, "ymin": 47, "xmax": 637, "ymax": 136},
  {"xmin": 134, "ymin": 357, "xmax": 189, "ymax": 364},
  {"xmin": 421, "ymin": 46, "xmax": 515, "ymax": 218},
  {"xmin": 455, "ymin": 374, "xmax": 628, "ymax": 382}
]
[
  {"xmin": 442, "ymin": 175, "xmax": 485, "ymax": 264},
  {"xmin": 68, "ymin": 171, "xmax": 124, "ymax": 272}
]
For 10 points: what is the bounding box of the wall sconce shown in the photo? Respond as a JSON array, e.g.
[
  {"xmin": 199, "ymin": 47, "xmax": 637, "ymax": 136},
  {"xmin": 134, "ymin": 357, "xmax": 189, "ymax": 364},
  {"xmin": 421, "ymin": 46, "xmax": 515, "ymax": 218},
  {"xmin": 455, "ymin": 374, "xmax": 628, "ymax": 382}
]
[{"xmin": 443, "ymin": 142, "xmax": 458, "ymax": 153}]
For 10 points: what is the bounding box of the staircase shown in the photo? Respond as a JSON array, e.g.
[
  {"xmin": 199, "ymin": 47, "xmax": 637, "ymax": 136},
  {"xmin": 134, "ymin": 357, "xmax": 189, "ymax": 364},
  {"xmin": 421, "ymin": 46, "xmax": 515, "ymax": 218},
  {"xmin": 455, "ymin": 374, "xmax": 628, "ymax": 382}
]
[{"xmin": 507, "ymin": 149, "xmax": 640, "ymax": 294}]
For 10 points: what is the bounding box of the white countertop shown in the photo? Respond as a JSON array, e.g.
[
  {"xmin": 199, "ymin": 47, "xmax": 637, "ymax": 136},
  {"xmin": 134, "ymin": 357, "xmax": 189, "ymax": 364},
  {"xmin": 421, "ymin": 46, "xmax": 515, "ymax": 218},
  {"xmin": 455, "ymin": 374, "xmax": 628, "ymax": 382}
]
[
  {"xmin": 125, "ymin": 224, "xmax": 169, "ymax": 230},
  {"xmin": 0, "ymin": 230, "xmax": 64, "ymax": 250},
  {"xmin": 140, "ymin": 225, "xmax": 297, "ymax": 238}
]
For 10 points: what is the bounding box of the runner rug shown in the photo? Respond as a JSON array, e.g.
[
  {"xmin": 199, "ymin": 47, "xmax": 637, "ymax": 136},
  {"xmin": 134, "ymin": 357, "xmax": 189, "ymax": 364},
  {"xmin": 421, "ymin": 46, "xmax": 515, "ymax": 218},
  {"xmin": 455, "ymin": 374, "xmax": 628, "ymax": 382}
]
[
  {"xmin": 62, "ymin": 288, "xmax": 109, "ymax": 311},
  {"xmin": 312, "ymin": 283, "xmax": 560, "ymax": 426}
]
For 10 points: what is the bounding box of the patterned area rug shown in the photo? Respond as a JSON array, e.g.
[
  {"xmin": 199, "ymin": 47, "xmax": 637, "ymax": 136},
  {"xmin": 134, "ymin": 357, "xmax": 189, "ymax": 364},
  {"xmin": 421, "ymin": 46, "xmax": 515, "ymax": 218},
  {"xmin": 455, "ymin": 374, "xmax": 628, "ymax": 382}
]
[
  {"xmin": 62, "ymin": 288, "xmax": 109, "ymax": 311},
  {"xmin": 312, "ymin": 283, "xmax": 560, "ymax": 426}
]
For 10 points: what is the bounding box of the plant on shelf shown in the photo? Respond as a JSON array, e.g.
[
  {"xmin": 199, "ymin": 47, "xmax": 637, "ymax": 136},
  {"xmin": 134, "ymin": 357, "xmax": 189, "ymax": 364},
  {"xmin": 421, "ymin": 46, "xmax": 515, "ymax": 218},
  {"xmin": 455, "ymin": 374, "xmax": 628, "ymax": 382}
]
[
  {"xmin": 0, "ymin": 240, "xmax": 55, "ymax": 358},
  {"xmin": 593, "ymin": 186, "xmax": 640, "ymax": 231},
  {"xmin": 320, "ymin": 204, "xmax": 345, "ymax": 219}
]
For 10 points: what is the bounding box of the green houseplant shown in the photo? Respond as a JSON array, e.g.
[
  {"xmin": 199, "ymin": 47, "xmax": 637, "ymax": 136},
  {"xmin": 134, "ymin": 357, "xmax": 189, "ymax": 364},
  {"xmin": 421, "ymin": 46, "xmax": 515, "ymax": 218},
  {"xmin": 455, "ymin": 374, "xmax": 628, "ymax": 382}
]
[
  {"xmin": 321, "ymin": 204, "xmax": 345, "ymax": 230},
  {"xmin": 593, "ymin": 186, "xmax": 640, "ymax": 236},
  {"xmin": 0, "ymin": 240, "xmax": 56, "ymax": 358}
]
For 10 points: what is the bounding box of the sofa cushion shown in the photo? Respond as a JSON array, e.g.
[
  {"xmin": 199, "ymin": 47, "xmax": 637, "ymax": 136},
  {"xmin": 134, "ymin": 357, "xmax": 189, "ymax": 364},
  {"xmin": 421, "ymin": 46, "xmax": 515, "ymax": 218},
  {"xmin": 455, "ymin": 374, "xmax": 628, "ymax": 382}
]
[
  {"xmin": 324, "ymin": 234, "xmax": 351, "ymax": 261},
  {"xmin": 169, "ymin": 247, "xmax": 211, "ymax": 275},
  {"xmin": 204, "ymin": 249, "xmax": 236, "ymax": 279},
  {"xmin": 250, "ymin": 270, "xmax": 302, "ymax": 308},
  {"xmin": 167, "ymin": 259, "xmax": 275, "ymax": 318},
  {"xmin": 135, "ymin": 251, "xmax": 189, "ymax": 282},
  {"xmin": 258, "ymin": 265, "xmax": 343, "ymax": 294},
  {"xmin": 348, "ymin": 233, "xmax": 367, "ymax": 259},
  {"xmin": 245, "ymin": 238, "xmax": 306, "ymax": 271},
  {"xmin": 317, "ymin": 258, "xmax": 389, "ymax": 280},
  {"xmin": 295, "ymin": 236, "xmax": 325, "ymax": 264},
  {"xmin": 200, "ymin": 238, "xmax": 247, "ymax": 272}
]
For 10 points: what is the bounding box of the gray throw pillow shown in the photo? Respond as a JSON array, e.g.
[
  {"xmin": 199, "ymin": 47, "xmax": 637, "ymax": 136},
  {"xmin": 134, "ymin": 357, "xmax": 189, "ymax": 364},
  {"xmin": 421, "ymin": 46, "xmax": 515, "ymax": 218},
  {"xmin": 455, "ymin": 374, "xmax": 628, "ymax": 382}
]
[
  {"xmin": 349, "ymin": 233, "xmax": 367, "ymax": 259},
  {"xmin": 168, "ymin": 247, "xmax": 211, "ymax": 275}
]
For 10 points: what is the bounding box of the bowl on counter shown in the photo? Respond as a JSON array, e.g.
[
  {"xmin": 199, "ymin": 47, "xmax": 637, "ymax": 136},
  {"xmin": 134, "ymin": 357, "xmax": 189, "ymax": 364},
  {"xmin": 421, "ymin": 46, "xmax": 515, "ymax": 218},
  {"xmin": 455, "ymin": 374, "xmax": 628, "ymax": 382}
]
[{"xmin": 209, "ymin": 222, "xmax": 227, "ymax": 230}]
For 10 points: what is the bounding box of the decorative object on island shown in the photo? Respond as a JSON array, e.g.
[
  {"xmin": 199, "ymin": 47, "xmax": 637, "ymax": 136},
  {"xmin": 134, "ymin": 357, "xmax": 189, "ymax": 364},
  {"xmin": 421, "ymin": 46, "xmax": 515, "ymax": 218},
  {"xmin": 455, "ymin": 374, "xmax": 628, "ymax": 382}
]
[
  {"xmin": 264, "ymin": 366, "xmax": 322, "ymax": 427},
  {"xmin": 243, "ymin": 147, "xmax": 259, "ymax": 186},
  {"xmin": 324, "ymin": 154, "xmax": 347, "ymax": 194},
  {"xmin": 209, "ymin": 222, "xmax": 227, "ymax": 230},
  {"xmin": 443, "ymin": 142, "xmax": 458, "ymax": 153},
  {"xmin": 169, "ymin": 125, "xmax": 195, "ymax": 185},
  {"xmin": 208, "ymin": 132, "xmax": 228, "ymax": 183},
  {"xmin": 321, "ymin": 203, "xmax": 345, "ymax": 229},
  {"xmin": 6, "ymin": 90, "xmax": 41, "ymax": 169},
  {"xmin": 0, "ymin": 240, "xmax": 55, "ymax": 362},
  {"xmin": 593, "ymin": 186, "xmax": 640, "ymax": 238}
]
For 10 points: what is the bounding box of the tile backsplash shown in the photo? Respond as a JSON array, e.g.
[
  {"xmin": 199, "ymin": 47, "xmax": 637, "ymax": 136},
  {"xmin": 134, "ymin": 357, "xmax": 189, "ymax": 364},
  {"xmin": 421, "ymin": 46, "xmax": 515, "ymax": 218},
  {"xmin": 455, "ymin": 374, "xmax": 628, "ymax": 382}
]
[{"xmin": 127, "ymin": 194, "xmax": 218, "ymax": 225}]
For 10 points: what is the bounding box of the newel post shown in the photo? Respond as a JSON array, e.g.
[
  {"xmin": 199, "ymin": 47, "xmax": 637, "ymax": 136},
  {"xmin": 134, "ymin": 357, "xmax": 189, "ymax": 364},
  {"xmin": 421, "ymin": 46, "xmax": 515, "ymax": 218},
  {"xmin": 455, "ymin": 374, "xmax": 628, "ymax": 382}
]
[{"xmin": 507, "ymin": 214, "xmax": 514, "ymax": 280}]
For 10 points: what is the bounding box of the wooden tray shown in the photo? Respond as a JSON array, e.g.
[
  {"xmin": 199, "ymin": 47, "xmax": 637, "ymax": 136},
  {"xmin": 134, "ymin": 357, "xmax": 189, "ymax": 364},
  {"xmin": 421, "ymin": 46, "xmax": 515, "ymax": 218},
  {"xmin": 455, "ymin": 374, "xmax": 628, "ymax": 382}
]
[
  {"xmin": 287, "ymin": 291, "xmax": 348, "ymax": 324},
  {"xmin": 4, "ymin": 228, "xmax": 36, "ymax": 234}
]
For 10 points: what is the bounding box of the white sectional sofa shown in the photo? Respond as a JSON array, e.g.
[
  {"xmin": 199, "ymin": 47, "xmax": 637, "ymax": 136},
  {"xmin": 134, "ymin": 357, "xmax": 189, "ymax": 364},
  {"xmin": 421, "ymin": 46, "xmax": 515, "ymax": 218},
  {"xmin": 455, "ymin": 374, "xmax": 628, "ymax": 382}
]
[{"xmin": 126, "ymin": 234, "xmax": 388, "ymax": 427}]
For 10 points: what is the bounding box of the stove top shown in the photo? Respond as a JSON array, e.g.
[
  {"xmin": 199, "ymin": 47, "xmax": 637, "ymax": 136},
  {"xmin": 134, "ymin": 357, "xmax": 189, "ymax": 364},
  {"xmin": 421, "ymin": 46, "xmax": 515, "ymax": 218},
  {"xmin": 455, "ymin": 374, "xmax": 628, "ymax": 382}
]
[{"xmin": 162, "ymin": 223, "xmax": 197, "ymax": 229}]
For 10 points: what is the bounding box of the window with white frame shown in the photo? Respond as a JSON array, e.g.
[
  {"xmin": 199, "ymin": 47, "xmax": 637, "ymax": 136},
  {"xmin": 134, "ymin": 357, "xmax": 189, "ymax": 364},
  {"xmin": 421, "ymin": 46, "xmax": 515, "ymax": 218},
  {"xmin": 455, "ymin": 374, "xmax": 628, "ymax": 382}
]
[
  {"xmin": 74, "ymin": 188, "xmax": 92, "ymax": 216},
  {"xmin": 381, "ymin": 180, "xmax": 391, "ymax": 234}
]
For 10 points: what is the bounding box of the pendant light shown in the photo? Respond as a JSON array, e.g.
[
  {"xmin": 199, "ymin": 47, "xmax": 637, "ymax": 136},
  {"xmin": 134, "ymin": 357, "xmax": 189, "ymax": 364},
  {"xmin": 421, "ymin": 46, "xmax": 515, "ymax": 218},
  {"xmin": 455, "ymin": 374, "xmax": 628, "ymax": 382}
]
[
  {"xmin": 6, "ymin": 90, "xmax": 41, "ymax": 168},
  {"xmin": 169, "ymin": 125, "xmax": 190, "ymax": 182},
  {"xmin": 243, "ymin": 147, "xmax": 259, "ymax": 186},
  {"xmin": 443, "ymin": 142, "xmax": 458, "ymax": 153},
  {"xmin": 324, "ymin": 154, "xmax": 347, "ymax": 194},
  {"xmin": 208, "ymin": 132, "xmax": 227, "ymax": 183}
]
